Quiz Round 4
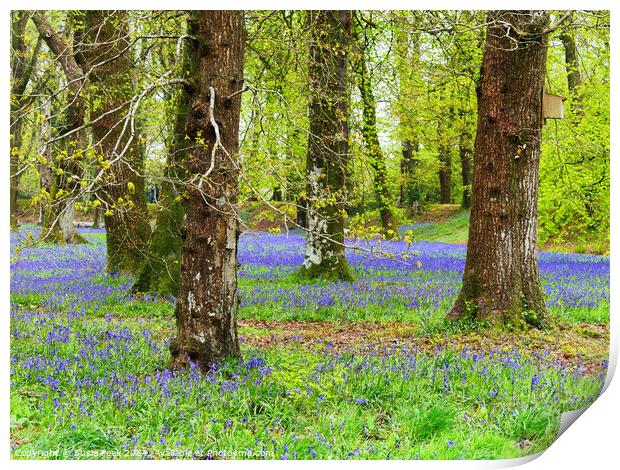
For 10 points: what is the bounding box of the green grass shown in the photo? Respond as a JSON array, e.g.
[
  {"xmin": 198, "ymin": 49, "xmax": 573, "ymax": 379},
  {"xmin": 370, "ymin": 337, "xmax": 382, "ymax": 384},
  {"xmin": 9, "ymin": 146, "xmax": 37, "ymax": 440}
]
[
  {"xmin": 11, "ymin": 310, "xmax": 603, "ymax": 460},
  {"xmin": 403, "ymin": 211, "xmax": 471, "ymax": 244}
]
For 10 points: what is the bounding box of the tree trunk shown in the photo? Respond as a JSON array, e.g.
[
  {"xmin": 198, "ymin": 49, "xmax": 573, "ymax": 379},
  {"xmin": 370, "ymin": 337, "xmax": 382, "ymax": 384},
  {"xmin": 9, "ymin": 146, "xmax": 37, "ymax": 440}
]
[
  {"xmin": 169, "ymin": 10, "xmax": 244, "ymax": 371},
  {"xmin": 272, "ymin": 186, "xmax": 283, "ymax": 201},
  {"xmin": 438, "ymin": 142, "xmax": 452, "ymax": 204},
  {"xmin": 10, "ymin": 110, "xmax": 23, "ymax": 230},
  {"xmin": 459, "ymin": 128, "xmax": 473, "ymax": 209},
  {"xmin": 400, "ymin": 140, "xmax": 419, "ymax": 210},
  {"xmin": 296, "ymin": 195, "xmax": 307, "ymax": 229},
  {"xmin": 357, "ymin": 54, "xmax": 399, "ymax": 239},
  {"xmin": 132, "ymin": 85, "xmax": 189, "ymax": 296},
  {"xmin": 92, "ymin": 206, "xmax": 102, "ymax": 229},
  {"xmin": 85, "ymin": 10, "xmax": 151, "ymax": 273},
  {"xmin": 32, "ymin": 12, "xmax": 87, "ymax": 245},
  {"xmin": 300, "ymin": 10, "xmax": 353, "ymax": 281},
  {"xmin": 394, "ymin": 22, "xmax": 421, "ymax": 211},
  {"xmin": 559, "ymin": 27, "xmax": 584, "ymax": 117},
  {"xmin": 11, "ymin": 12, "xmax": 42, "ymax": 229},
  {"xmin": 10, "ymin": 12, "xmax": 30, "ymax": 230},
  {"xmin": 37, "ymin": 97, "xmax": 53, "ymax": 226},
  {"xmin": 449, "ymin": 11, "xmax": 550, "ymax": 329}
]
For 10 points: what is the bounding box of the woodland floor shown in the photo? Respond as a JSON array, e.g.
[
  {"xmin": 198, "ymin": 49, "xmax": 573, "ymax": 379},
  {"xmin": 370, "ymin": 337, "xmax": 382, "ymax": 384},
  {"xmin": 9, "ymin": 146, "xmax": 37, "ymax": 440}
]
[{"xmin": 10, "ymin": 223, "xmax": 609, "ymax": 460}]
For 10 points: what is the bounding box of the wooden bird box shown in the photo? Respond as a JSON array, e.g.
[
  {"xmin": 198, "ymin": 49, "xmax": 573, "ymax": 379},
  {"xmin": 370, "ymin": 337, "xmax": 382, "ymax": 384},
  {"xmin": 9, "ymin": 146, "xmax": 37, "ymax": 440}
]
[{"xmin": 542, "ymin": 90, "xmax": 566, "ymax": 119}]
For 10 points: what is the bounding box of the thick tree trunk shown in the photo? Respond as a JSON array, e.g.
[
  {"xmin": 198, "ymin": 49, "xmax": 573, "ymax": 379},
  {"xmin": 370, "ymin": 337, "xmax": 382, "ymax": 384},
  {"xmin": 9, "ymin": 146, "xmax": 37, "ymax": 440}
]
[
  {"xmin": 169, "ymin": 10, "xmax": 244, "ymax": 371},
  {"xmin": 438, "ymin": 143, "xmax": 452, "ymax": 204},
  {"xmin": 357, "ymin": 55, "xmax": 399, "ymax": 239},
  {"xmin": 459, "ymin": 128, "xmax": 473, "ymax": 209},
  {"xmin": 300, "ymin": 10, "xmax": 353, "ymax": 281},
  {"xmin": 449, "ymin": 11, "xmax": 550, "ymax": 328},
  {"xmin": 85, "ymin": 11, "xmax": 151, "ymax": 273},
  {"xmin": 132, "ymin": 86, "xmax": 189, "ymax": 296}
]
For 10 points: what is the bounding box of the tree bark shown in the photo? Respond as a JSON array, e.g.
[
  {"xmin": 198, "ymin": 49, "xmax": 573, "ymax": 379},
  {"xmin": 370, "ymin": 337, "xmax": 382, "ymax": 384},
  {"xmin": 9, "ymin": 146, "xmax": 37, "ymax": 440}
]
[
  {"xmin": 84, "ymin": 10, "xmax": 151, "ymax": 273},
  {"xmin": 169, "ymin": 10, "xmax": 244, "ymax": 371},
  {"xmin": 449, "ymin": 11, "xmax": 550, "ymax": 329},
  {"xmin": 357, "ymin": 53, "xmax": 399, "ymax": 239},
  {"xmin": 300, "ymin": 10, "xmax": 354, "ymax": 281}
]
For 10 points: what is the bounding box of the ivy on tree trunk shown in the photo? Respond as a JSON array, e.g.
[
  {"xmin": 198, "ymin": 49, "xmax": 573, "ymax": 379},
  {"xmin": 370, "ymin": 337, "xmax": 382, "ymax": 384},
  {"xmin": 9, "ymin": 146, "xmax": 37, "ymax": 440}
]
[{"xmin": 357, "ymin": 49, "xmax": 399, "ymax": 239}]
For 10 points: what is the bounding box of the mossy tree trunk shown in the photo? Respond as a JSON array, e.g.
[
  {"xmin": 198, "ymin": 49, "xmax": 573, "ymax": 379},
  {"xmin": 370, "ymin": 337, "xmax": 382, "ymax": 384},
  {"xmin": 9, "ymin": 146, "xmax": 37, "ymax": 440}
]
[
  {"xmin": 169, "ymin": 10, "xmax": 244, "ymax": 371},
  {"xmin": 85, "ymin": 11, "xmax": 151, "ymax": 273},
  {"xmin": 357, "ymin": 52, "xmax": 399, "ymax": 239},
  {"xmin": 132, "ymin": 86, "xmax": 189, "ymax": 296},
  {"xmin": 300, "ymin": 10, "xmax": 354, "ymax": 281},
  {"xmin": 449, "ymin": 10, "xmax": 550, "ymax": 329}
]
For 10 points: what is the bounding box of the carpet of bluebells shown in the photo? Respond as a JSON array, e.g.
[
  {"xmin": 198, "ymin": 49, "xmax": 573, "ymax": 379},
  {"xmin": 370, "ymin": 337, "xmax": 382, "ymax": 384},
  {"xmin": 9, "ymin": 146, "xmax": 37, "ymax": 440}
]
[{"xmin": 10, "ymin": 227, "xmax": 609, "ymax": 459}]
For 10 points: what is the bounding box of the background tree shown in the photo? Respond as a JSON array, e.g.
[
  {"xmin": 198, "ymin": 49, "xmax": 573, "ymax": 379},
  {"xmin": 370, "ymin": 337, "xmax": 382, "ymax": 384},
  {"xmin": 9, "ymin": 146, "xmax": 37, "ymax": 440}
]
[
  {"xmin": 299, "ymin": 10, "xmax": 354, "ymax": 281},
  {"xmin": 355, "ymin": 15, "xmax": 399, "ymax": 238},
  {"xmin": 10, "ymin": 12, "xmax": 42, "ymax": 230},
  {"xmin": 437, "ymin": 116, "xmax": 453, "ymax": 205},
  {"xmin": 84, "ymin": 10, "xmax": 152, "ymax": 274},
  {"xmin": 558, "ymin": 21, "xmax": 584, "ymax": 117},
  {"xmin": 392, "ymin": 13, "xmax": 423, "ymax": 212},
  {"xmin": 458, "ymin": 118, "xmax": 473, "ymax": 209},
  {"xmin": 31, "ymin": 12, "xmax": 88, "ymax": 244},
  {"xmin": 539, "ymin": 11, "xmax": 609, "ymax": 252}
]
